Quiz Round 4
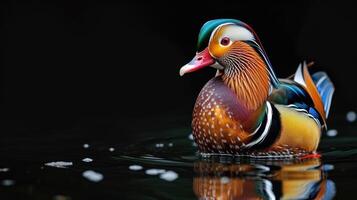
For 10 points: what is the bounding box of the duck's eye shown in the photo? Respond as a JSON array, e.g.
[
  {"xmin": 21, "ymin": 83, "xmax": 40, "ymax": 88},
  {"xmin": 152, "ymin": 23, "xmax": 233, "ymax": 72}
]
[{"xmin": 220, "ymin": 37, "xmax": 230, "ymax": 46}]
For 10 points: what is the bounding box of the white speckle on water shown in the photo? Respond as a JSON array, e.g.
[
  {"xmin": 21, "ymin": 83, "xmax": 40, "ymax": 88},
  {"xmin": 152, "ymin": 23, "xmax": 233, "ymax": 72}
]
[
  {"xmin": 145, "ymin": 169, "xmax": 166, "ymax": 175},
  {"xmin": 322, "ymin": 164, "xmax": 334, "ymax": 171},
  {"xmin": 45, "ymin": 161, "xmax": 73, "ymax": 168},
  {"xmin": 129, "ymin": 165, "xmax": 143, "ymax": 171},
  {"xmin": 159, "ymin": 171, "xmax": 178, "ymax": 182},
  {"xmin": 326, "ymin": 129, "xmax": 338, "ymax": 137},
  {"xmin": 82, "ymin": 158, "xmax": 93, "ymax": 163},
  {"xmin": 346, "ymin": 111, "xmax": 357, "ymax": 122},
  {"xmin": 155, "ymin": 143, "xmax": 164, "ymax": 148},
  {"xmin": 109, "ymin": 147, "xmax": 115, "ymax": 152},
  {"xmin": 220, "ymin": 176, "xmax": 230, "ymax": 184},
  {"xmin": 188, "ymin": 134, "xmax": 194, "ymax": 140},
  {"xmin": 1, "ymin": 179, "xmax": 15, "ymax": 186},
  {"xmin": 83, "ymin": 144, "xmax": 90, "ymax": 148},
  {"xmin": 0, "ymin": 168, "xmax": 9, "ymax": 172},
  {"xmin": 168, "ymin": 143, "xmax": 173, "ymax": 147},
  {"xmin": 82, "ymin": 170, "xmax": 103, "ymax": 182}
]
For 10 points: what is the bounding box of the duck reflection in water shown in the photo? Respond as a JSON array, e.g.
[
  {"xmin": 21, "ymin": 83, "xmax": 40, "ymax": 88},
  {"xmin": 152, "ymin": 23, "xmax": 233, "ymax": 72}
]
[{"xmin": 193, "ymin": 157, "xmax": 335, "ymax": 200}]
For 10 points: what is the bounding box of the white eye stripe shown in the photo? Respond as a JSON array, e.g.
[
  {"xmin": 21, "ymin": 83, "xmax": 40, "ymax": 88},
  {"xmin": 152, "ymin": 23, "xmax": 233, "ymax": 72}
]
[
  {"xmin": 209, "ymin": 23, "xmax": 255, "ymax": 44},
  {"xmin": 223, "ymin": 25, "xmax": 255, "ymax": 41}
]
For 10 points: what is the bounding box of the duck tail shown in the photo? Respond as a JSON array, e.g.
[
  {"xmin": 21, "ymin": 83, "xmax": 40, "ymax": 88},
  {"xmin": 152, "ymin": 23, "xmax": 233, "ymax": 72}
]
[
  {"xmin": 312, "ymin": 71, "xmax": 335, "ymax": 118},
  {"xmin": 293, "ymin": 62, "xmax": 331, "ymax": 120}
]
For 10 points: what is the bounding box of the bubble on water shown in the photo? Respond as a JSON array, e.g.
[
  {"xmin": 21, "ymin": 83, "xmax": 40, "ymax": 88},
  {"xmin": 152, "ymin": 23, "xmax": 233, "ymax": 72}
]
[
  {"xmin": 82, "ymin": 158, "xmax": 93, "ymax": 163},
  {"xmin": 83, "ymin": 144, "xmax": 90, "ymax": 149},
  {"xmin": 155, "ymin": 143, "xmax": 164, "ymax": 148},
  {"xmin": 45, "ymin": 161, "xmax": 73, "ymax": 168},
  {"xmin": 109, "ymin": 147, "xmax": 115, "ymax": 152},
  {"xmin": 0, "ymin": 168, "xmax": 9, "ymax": 172},
  {"xmin": 346, "ymin": 111, "xmax": 357, "ymax": 122},
  {"xmin": 129, "ymin": 165, "xmax": 143, "ymax": 171},
  {"xmin": 1, "ymin": 179, "xmax": 15, "ymax": 186},
  {"xmin": 159, "ymin": 171, "xmax": 178, "ymax": 182},
  {"xmin": 188, "ymin": 134, "xmax": 194, "ymax": 140},
  {"xmin": 326, "ymin": 129, "xmax": 338, "ymax": 137},
  {"xmin": 145, "ymin": 169, "xmax": 166, "ymax": 175},
  {"xmin": 82, "ymin": 170, "xmax": 103, "ymax": 182},
  {"xmin": 220, "ymin": 176, "xmax": 230, "ymax": 184}
]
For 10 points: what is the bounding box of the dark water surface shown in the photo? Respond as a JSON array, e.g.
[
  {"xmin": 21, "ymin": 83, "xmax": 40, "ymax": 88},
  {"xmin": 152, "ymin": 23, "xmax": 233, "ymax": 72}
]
[
  {"xmin": 2, "ymin": 1, "xmax": 357, "ymax": 199},
  {"xmin": 0, "ymin": 115, "xmax": 356, "ymax": 200}
]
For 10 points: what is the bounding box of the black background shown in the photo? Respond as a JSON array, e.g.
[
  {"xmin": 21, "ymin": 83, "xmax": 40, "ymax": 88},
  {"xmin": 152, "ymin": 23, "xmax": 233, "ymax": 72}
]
[{"xmin": 1, "ymin": 1, "xmax": 356, "ymax": 139}]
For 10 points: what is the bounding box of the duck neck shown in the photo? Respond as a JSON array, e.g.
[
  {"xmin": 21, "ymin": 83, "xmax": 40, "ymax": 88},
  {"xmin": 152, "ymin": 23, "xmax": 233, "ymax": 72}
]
[{"xmin": 219, "ymin": 42, "xmax": 271, "ymax": 132}]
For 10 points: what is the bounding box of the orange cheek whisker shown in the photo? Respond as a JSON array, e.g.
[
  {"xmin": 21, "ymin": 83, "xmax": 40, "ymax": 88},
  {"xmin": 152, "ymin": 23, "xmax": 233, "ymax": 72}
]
[{"xmin": 220, "ymin": 41, "xmax": 270, "ymax": 111}]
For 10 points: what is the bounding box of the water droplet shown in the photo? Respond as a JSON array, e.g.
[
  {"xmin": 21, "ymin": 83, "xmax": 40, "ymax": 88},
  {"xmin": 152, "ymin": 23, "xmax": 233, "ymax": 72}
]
[
  {"xmin": 346, "ymin": 111, "xmax": 357, "ymax": 122},
  {"xmin": 82, "ymin": 170, "xmax": 103, "ymax": 182},
  {"xmin": 0, "ymin": 168, "xmax": 9, "ymax": 172},
  {"xmin": 1, "ymin": 179, "xmax": 15, "ymax": 186},
  {"xmin": 129, "ymin": 165, "xmax": 143, "ymax": 171},
  {"xmin": 82, "ymin": 158, "xmax": 93, "ymax": 163},
  {"xmin": 159, "ymin": 171, "xmax": 178, "ymax": 182},
  {"xmin": 145, "ymin": 169, "xmax": 165, "ymax": 175},
  {"xmin": 109, "ymin": 147, "xmax": 115, "ymax": 152},
  {"xmin": 326, "ymin": 129, "xmax": 338, "ymax": 137},
  {"xmin": 45, "ymin": 161, "xmax": 73, "ymax": 168},
  {"xmin": 155, "ymin": 143, "xmax": 164, "ymax": 148}
]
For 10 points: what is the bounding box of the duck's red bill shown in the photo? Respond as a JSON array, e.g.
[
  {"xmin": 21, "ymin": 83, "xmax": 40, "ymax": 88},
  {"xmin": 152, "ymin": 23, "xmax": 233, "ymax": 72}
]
[{"xmin": 179, "ymin": 48, "xmax": 215, "ymax": 76}]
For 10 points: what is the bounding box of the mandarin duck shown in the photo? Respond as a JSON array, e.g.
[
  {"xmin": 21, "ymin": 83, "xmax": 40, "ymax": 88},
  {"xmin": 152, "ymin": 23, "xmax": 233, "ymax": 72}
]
[{"xmin": 179, "ymin": 19, "xmax": 335, "ymax": 157}]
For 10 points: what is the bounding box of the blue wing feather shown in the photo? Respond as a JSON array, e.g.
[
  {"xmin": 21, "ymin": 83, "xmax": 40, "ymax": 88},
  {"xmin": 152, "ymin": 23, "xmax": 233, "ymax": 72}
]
[{"xmin": 312, "ymin": 72, "xmax": 335, "ymax": 118}]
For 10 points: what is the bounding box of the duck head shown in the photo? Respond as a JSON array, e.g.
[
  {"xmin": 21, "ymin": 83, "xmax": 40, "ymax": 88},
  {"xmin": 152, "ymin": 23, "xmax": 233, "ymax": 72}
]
[{"xmin": 180, "ymin": 19, "xmax": 280, "ymax": 110}]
